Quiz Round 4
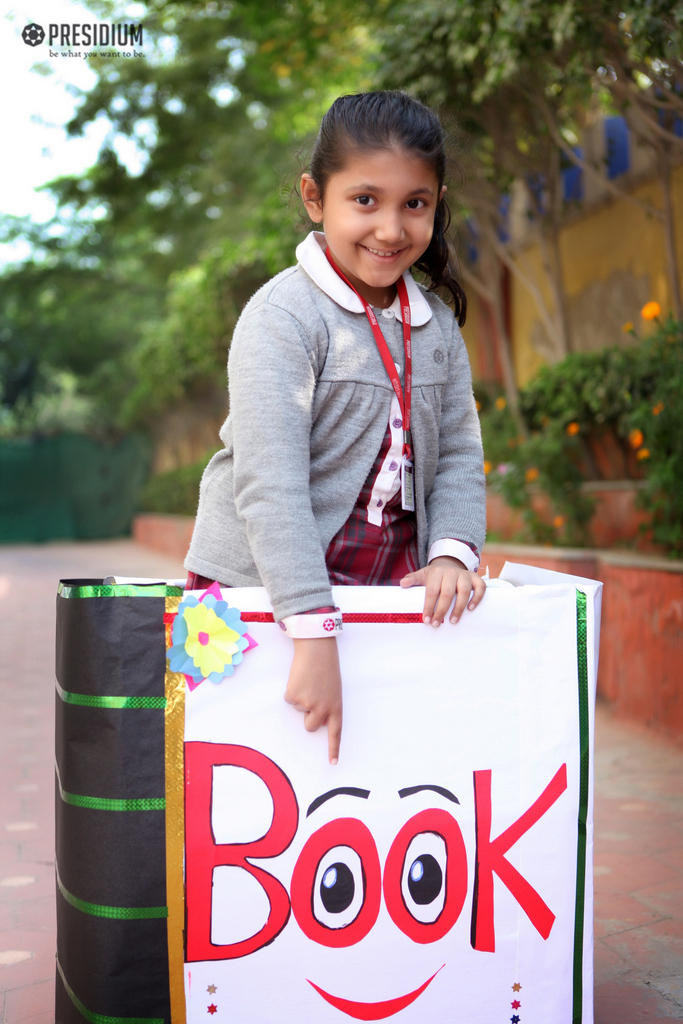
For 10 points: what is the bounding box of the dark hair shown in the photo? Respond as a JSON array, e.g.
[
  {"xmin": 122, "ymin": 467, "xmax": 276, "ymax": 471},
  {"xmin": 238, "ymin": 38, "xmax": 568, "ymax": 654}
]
[{"xmin": 308, "ymin": 91, "xmax": 467, "ymax": 325}]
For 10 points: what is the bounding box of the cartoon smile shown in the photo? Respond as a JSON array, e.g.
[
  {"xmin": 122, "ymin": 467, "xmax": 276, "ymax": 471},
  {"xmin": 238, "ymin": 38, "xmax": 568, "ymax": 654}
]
[{"xmin": 307, "ymin": 965, "xmax": 444, "ymax": 1020}]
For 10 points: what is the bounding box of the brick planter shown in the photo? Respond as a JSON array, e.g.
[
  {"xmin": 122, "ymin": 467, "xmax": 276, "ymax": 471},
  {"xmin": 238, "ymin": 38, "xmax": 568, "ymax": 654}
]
[
  {"xmin": 132, "ymin": 512, "xmax": 194, "ymax": 563},
  {"xmin": 486, "ymin": 480, "xmax": 654, "ymax": 551}
]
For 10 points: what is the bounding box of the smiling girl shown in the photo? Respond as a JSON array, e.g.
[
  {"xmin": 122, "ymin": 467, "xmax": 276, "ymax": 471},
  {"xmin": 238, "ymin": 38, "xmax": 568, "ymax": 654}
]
[{"xmin": 185, "ymin": 91, "xmax": 487, "ymax": 764}]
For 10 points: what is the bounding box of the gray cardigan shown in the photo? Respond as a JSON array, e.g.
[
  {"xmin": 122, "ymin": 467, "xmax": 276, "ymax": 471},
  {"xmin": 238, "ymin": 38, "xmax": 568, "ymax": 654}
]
[{"xmin": 185, "ymin": 263, "xmax": 486, "ymax": 620}]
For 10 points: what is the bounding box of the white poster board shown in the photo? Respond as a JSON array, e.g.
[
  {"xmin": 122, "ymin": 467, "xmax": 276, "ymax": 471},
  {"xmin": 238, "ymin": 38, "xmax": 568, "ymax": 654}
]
[{"xmin": 182, "ymin": 567, "xmax": 600, "ymax": 1024}]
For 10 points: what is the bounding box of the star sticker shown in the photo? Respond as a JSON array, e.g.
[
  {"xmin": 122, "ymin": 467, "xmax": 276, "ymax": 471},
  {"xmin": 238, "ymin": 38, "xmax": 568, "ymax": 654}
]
[
  {"xmin": 208, "ymin": 1005, "xmax": 218, "ymax": 1015},
  {"xmin": 511, "ymin": 1016, "xmax": 520, "ymax": 1023},
  {"xmin": 512, "ymin": 1000, "xmax": 521, "ymax": 1009},
  {"xmin": 512, "ymin": 983, "xmax": 522, "ymax": 992},
  {"xmin": 207, "ymin": 986, "xmax": 217, "ymax": 995}
]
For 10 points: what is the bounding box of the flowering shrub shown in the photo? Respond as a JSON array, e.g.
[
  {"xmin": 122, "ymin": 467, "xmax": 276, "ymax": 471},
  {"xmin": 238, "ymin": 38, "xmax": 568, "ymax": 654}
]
[{"xmin": 476, "ymin": 315, "xmax": 683, "ymax": 554}]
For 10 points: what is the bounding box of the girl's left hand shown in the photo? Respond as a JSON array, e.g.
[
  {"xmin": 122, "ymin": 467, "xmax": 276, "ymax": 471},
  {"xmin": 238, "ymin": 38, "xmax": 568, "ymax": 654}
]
[{"xmin": 400, "ymin": 556, "xmax": 486, "ymax": 627}]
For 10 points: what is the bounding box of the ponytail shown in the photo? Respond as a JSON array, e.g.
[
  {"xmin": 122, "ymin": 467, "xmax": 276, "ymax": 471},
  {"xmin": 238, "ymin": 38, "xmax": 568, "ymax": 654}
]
[{"xmin": 414, "ymin": 196, "xmax": 467, "ymax": 326}]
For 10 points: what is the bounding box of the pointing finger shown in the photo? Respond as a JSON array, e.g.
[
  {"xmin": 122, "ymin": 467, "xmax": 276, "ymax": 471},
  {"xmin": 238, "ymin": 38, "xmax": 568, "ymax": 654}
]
[{"xmin": 327, "ymin": 709, "xmax": 342, "ymax": 765}]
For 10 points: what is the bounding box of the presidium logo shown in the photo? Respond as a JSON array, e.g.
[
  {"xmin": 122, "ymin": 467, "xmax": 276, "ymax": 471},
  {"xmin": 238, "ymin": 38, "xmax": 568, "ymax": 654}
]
[
  {"xmin": 21, "ymin": 21, "xmax": 143, "ymax": 48},
  {"xmin": 22, "ymin": 23, "xmax": 45, "ymax": 46}
]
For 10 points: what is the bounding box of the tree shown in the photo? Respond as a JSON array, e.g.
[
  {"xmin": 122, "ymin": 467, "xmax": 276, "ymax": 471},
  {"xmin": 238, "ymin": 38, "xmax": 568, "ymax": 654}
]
[
  {"xmin": 377, "ymin": 0, "xmax": 596, "ymax": 367},
  {"xmin": 3, "ymin": 0, "xmax": 379, "ymax": 436},
  {"xmin": 378, "ymin": 0, "xmax": 683, "ymax": 345}
]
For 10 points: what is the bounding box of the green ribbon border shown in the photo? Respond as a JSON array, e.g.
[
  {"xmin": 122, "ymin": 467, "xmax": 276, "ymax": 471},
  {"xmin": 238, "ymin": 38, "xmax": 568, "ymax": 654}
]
[
  {"xmin": 58, "ymin": 583, "xmax": 183, "ymax": 600},
  {"xmin": 56, "ymin": 766, "xmax": 165, "ymax": 813},
  {"xmin": 572, "ymin": 589, "xmax": 590, "ymax": 1024},
  {"xmin": 57, "ymin": 958, "xmax": 164, "ymax": 1024},
  {"xmin": 56, "ymin": 870, "xmax": 167, "ymax": 921},
  {"xmin": 56, "ymin": 680, "xmax": 166, "ymax": 710}
]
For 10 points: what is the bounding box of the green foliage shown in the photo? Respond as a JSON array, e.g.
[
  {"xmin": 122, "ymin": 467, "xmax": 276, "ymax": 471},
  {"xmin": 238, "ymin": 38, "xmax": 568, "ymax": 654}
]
[
  {"xmin": 139, "ymin": 449, "xmax": 218, "ymax": 516},
  {"xmin": 2, "ymin": 0, "xmax": 379, "ymax": 435},
  {"xmin": 628, "ymin": 323, "xmax": 683, "ymax": 553},
  {"xmin": 0, "ymin": 236, "xmax": 166, "ymax": 434},
  {"xmin": 52, "ymin": 0, "xmax": 378, "ymax": 273},
  {"xmin": 478, "ymin": 319, "xmax": 683, "ymax": 553},
  {"xmin": 123, "ymin": 192, "xmax": 304, "ymax": 425},
  {"xmin": 0, "ymin": 370, "xmax": 97, "ymax": 439}
]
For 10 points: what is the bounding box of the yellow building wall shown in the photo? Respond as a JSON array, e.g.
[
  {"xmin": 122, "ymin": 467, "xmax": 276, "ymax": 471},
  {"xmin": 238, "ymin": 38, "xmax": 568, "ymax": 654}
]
[{"xmin": 510, "ymin": 164, "xmax": 683, "ymax": 386}]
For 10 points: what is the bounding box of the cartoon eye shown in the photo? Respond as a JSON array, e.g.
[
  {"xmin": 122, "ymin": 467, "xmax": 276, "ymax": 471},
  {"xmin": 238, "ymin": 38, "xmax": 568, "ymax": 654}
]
[
  {"xmin": 401, "ymin": 832, "xmax": 447, "ymax": 924},
  {"xmin": 313, "ymin": 846, "xmax": 365, "ymax": 930},
  {"xmin": 291, "ymin": 818, "xmax": 381, "ymax": 947}
]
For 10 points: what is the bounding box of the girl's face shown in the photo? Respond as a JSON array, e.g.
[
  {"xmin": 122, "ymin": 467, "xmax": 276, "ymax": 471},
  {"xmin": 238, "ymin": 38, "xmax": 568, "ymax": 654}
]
[{"xmin": 302, "ymin": 148, "xmax": 442, "ymax": 307}]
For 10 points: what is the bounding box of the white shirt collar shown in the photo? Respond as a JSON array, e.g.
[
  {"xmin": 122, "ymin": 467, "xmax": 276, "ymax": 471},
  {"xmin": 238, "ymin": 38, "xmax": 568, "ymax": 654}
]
[{"xmin": 295, "ymin": 230, "xmax": 432, "ymax": 326}]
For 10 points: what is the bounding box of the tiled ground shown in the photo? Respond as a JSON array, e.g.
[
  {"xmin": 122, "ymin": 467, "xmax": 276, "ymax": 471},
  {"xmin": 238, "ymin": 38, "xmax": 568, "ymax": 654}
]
[
  {"xmin": 0, "ymin": 540, "xmax": 681, "ymax": 1022},
  {"xmin": 593, "ymin": 711, "xmax": 683, "ymax": 1020}
]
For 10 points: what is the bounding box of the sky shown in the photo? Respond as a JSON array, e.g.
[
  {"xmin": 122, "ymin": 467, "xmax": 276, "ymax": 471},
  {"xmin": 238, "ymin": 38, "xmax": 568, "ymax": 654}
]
[{"xmin": 0, "ymin": 0, "xmax": 145, "ymax": 265}]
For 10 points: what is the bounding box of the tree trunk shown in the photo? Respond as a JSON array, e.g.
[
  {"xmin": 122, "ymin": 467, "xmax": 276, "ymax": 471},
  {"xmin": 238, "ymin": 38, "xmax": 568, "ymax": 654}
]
[
  {"xmin": 656, "ymin": 148, "xmax": 683, "ymax": 320},
  {"xmin": 488, "ymin": 265, "xmax": 527, "ymax": 435},
  {"xmin": 537, "ymin": 226, "xmax": 570, "ymax": 359},
  {"xmin": 460, "ymin": 257, "xmax": 526, "ymax": 436}
]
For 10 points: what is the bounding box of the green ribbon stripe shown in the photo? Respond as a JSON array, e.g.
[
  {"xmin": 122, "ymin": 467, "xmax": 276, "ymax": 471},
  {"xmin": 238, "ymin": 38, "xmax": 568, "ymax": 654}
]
[
  {"xmin": 58, "ymin": 583, "xmax": 183, "ymax": 599},
  {"xmin": 572, "ymin": 589, "xmax": 590, "ymax": 1024},
  {"xmin": 57, "ymin": 959, "xmax": 164, "ymax": 1024},
  {"xmin": 62, "ymin": 792, "xmax": 165, "ymax": 812},
  {"xmin": 56, "ymin": 769, "xmax": 164, "ymax": 812},
  {"xmin": 56, "ymin": 681, "xmax": 166, "ymax": 710},
  {"xmin": 56, "ymin": 871, "xmax": 168, "ymax": 921}
]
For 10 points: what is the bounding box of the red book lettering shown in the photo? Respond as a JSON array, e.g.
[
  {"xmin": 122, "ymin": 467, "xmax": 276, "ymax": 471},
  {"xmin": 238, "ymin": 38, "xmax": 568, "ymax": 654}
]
[
  {"xmin": 471, "ymin": 764, "xmax": 568, "ymax": 952},
  {"xmin": 185, "ymin": 743, "xmax": 298, "ymax": 961}
]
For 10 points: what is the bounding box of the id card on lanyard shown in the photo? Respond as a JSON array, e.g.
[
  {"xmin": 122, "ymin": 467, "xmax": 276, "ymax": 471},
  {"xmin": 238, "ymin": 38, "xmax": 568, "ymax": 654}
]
[{"xmin": 325, "ymin": 249, "xmax": 415, "ymax": 511}]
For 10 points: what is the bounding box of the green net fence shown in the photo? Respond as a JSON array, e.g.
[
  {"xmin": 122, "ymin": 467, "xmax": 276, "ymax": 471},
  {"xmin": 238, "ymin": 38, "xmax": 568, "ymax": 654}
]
[{"xmin": 0, "ymin": 433, "xmax": 149, "ymax": 543}]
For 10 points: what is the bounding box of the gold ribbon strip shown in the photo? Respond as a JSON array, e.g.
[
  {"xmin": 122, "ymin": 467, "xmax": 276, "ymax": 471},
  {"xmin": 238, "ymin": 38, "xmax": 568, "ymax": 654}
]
[{"xmin": 164, "ymin": 593, "xmax": 187, "ymax": 1022}]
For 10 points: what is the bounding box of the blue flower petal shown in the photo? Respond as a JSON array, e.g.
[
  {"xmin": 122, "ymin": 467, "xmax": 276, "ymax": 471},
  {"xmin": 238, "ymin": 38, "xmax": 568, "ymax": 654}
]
[
  {"xmin": 171, "ymin": 616, "xmax": 188, "ymax": 646},
  {"xmin": 168, "ymin": 647, "xmax": 200, "ymax": 678}
]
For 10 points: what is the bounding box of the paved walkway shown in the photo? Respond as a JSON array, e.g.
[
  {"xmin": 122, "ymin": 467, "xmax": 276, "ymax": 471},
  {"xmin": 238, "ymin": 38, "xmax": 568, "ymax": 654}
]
[{"xmin": 0, "ymin": 540, "xmax": 681, "ymax": 1023}]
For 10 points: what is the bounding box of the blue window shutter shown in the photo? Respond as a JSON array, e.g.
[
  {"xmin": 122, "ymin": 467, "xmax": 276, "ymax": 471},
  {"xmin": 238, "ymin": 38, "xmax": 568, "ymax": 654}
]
[
  {"xmin": 562, "ymin": 147, "xmax": 584, "ymax": 201},
  {"xmin": 605, "ymin": 117, "xmax": 630, "ymax": 178}
]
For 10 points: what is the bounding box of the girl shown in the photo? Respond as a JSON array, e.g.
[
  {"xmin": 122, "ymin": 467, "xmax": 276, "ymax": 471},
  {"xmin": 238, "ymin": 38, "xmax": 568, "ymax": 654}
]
[{"xmin": 185, "ymin": 91, "xmax": 487, "ymax": 764}]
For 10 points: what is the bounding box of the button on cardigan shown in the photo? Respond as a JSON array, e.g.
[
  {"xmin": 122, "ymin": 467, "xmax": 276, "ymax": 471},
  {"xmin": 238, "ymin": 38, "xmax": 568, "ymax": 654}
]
[{"xmin": 185, "ymin": 238, "xmax": 487, "ymax": 622}]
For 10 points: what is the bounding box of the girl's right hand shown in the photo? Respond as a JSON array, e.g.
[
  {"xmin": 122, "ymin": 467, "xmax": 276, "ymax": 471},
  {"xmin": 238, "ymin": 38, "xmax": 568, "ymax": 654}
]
[{"xmin": 284, "ymin": 637, "xmax": 343, "ymax": 765}]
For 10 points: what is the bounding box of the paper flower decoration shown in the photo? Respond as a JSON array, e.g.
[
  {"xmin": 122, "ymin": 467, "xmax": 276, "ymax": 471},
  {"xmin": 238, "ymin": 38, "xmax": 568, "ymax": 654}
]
[{"xmin": 168, "ymin": 583, "xmax": 255, "ymax": 689}]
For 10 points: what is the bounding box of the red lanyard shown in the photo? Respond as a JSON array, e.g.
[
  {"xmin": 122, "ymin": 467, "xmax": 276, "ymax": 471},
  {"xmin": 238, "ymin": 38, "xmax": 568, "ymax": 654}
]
[{"xmin": 325, "ymin": 248, "xmax": 413, "ymax": 460}]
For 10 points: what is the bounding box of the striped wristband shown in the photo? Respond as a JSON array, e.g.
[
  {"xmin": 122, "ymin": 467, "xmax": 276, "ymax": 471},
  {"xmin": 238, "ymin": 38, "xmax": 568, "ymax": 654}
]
[{"xmin": 279, "ymin": 609, "xmax": 343, "ymax": 639}]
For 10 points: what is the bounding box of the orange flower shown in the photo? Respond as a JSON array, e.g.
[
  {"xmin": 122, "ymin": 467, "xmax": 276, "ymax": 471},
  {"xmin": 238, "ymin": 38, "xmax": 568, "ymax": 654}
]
[
  {"xmin": 553, "ymin": 515, "xmax": 565, "ymax": 528},
  {"xmin": 525, "ymin": 467, "xmax": 540, "ymax": 482},
  {"xmin": 494, "ymin": 396, "xmax": 507, "ymax": 410},
  {"xmin": 629, "ymin": 428, "xmax": 644, "ymax": 449},
  {"xmin": 475, "ymin": 400, "xmax": 482, "ymax": 412},
  {"xmin": 621, "ymin": 321, "xmax": 634, "ymax": 333},
  {"xmin": 652, "ymin": 401, "xmax": 664, "ymax": 415},
  {"xmin": 636, "ymin": 448, "xmax": 650, "ymax": 460},
  {"xmin": 566, "ymin": 421, "xmax": 580, "ymax": 436},
  {"xmin": 641, "ymin": 301, "xmax": 661, "ymax": 321},
  {"xmin": 483, "ymin": 460, "xmax": 492, "ymax": 475}
]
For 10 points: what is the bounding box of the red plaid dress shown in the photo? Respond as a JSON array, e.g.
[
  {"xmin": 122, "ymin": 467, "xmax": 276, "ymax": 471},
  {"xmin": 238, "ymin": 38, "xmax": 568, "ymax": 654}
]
[
  {"xmin": 187, "ymin": 423, "xmax": 416, "ymax": 594},
  {"xmin": 325, "ymin": 424, "xmax": 419, "ymax": 586}
]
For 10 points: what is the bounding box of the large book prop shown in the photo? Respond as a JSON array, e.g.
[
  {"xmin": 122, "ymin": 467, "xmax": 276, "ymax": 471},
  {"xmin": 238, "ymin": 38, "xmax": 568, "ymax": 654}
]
[{"xmin": 55, "ymin": 565, "xmax": 601, "ymax": 1024}]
